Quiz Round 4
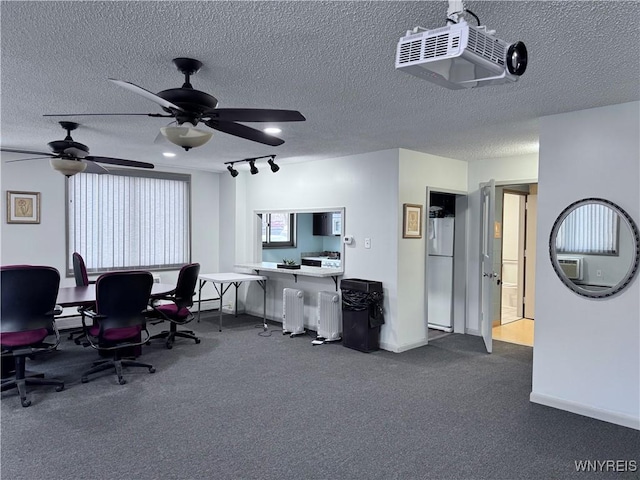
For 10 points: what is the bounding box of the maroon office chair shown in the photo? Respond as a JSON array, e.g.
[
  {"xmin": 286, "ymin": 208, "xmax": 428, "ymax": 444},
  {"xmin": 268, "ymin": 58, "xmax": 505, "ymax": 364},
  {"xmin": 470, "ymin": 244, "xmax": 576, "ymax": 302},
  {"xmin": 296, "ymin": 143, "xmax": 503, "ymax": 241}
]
[
  {"xmin": 80, "ymin": 271, "xmax": 156, "ymax": 385},
  {"xmin": 147, "ymin": 263, "xmax": 201, "ymax": 349},
  {"xmin": 1, "ymin": 266, "xmax": 65, "ymax": 407}
]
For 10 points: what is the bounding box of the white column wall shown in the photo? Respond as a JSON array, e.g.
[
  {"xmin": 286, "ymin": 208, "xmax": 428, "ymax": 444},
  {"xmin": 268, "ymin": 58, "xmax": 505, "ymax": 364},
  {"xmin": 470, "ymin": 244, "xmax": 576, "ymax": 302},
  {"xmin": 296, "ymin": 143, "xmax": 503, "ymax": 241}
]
[
  {"xmin": 230, "ymin": 150, "xmax": 402, "ymax": 351},
  {"xmin": 1, "ymin": 161, "xmax": 220, "ymax": 289},
  {"xmin": 531, "ymin": 101, "xmax": 640, "ymax": 429},
  {"xmin": 466, "ymin": 153, "xmax": 539, "ymax": 333},
  {"xmin": 397, "ymin": 149, "xmax": 467, "ymax": 350}
]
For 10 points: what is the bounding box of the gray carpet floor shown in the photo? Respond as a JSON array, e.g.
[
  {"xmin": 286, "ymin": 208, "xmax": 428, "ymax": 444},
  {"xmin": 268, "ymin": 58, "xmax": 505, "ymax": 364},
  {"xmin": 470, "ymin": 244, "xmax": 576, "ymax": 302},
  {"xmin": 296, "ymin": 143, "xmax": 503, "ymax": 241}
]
[{"xmin": 2, "ymin": 312, "xmax": 639, "ymax": 480}]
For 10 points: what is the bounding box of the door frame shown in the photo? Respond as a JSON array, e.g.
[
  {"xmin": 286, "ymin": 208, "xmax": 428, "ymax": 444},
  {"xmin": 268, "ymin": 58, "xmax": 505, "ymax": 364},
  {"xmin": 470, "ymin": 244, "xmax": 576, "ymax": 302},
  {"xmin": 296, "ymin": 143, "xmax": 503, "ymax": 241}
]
[{"xmin": 425, "ymin": 187, "xmax": 468, "ymax": 341}]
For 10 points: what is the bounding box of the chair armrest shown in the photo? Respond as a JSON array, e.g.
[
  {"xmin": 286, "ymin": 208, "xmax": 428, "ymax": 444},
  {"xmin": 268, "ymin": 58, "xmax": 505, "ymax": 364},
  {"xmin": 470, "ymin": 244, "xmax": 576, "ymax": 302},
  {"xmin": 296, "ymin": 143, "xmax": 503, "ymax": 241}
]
[{"xmin": 47, "ymin": 305, "xmax": 63, "ymax": 316}]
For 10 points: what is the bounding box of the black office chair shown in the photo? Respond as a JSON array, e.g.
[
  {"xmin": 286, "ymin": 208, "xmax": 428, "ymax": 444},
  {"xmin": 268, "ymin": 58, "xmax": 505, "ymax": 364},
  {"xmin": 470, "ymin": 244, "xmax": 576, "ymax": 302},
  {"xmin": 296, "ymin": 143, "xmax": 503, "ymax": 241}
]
[
  {"xmin": 1, "ymin": 266, "xmax": 65, "ymax": 407},
  {"xmin": 67, "ymin": 252, "xmax": 95, "ymax": 343},
  {"xmin": 147, "ymin": 263, "xmax": 201, "ymax": 349},
  {"xmin": 80, "ymin": 271, "xmax": 156, "ymax": 385}
]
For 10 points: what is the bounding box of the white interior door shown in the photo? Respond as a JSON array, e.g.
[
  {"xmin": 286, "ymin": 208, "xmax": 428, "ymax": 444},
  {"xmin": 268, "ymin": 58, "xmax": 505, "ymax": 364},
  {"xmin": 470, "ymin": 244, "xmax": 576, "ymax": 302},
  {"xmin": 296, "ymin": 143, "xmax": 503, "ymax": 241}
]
[{"xmin": 480, "ymin": 180, "xmax": 497, "ymax": 353}]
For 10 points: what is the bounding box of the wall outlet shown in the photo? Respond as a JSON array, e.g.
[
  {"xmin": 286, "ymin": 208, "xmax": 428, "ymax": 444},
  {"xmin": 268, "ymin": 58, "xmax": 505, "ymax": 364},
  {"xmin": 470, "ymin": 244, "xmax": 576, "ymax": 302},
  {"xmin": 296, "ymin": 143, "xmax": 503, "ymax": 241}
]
[
  {"xmin": 596, "ymin": 269, "xmax": 602, "ymax": 277},
  {"xmin": 364, "ymin": 237, "xmax": 371, "ymax": 249}
]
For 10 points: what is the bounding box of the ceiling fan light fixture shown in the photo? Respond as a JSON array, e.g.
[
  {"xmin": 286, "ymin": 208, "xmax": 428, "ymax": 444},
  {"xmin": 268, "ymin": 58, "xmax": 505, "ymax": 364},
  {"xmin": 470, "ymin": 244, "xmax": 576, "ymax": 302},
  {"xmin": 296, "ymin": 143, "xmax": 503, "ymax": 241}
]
[
  {"xmin": 160, "ymin": 125, "xmax": 213, "ymax": 151},
  {"xmin": 50, "ymin": 158, "xmax": 87, "ymax": 177},
  {"xmin": 263, "ymin": 127, "xmax": 282, "ymax": 135},
  {"xmin": 162, "ymin": 152, "xmax": 176, "ymax": 157}
]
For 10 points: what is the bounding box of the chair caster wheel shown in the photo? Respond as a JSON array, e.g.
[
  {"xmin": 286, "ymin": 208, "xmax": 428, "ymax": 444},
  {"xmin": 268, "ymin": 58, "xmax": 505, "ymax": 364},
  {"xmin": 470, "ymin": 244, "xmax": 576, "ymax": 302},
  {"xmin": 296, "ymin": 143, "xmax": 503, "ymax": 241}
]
[
  {"xmin": 149, "ymin": 367, "xmax": 156, "ymax": 374},
  {"xmin": 55, "ymin": 384, "xmax": 65, "ymax": 392},
  {"xmin": 81, "ymin": 376, "xmax": 89, "ymax": 383},
  {"xmin": 145, "ymin": 341, "xmax": 151, "ymax": 346},
  {"xmin": 165, "ymin": 342, "xmax": 173, "ymax": 350},
  {"xmin": 195, "ymin": 338, "xmax": 201, "ymax": 344},
  {"xmin": 119, "ymin": 378, "xmax": 127, "ymax": 385},
  {"xmin": 21, "ymin": 399, "xmax": 31, "ymax": 408}
]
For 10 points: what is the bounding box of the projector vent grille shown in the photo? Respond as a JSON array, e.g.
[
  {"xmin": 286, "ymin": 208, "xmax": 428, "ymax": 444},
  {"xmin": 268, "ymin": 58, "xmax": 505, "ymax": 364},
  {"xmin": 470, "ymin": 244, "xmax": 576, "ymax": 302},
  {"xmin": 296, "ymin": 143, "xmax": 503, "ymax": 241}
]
[
  {"xmin": 398, "ymin": 39, "xmax": 422, "ymax": 63},
  {"xmin": 424, "ymin": 33, "xmax": 450, "ymax": 59},
  {"xmin": 467, "ymin": 28, "xmax": 505, "ymax": 66}
]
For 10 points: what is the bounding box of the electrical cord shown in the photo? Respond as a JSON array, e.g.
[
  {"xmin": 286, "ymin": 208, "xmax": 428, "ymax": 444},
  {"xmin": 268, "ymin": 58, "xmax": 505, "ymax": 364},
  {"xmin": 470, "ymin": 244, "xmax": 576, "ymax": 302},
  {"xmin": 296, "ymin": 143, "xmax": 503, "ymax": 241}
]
[
  {"xmin": 446, "ymin": 18, "xmax": 458, "ymax": 24},
  {"xmin": 464, "ymin": 8, "xmax": 481, "ymax": 26}
]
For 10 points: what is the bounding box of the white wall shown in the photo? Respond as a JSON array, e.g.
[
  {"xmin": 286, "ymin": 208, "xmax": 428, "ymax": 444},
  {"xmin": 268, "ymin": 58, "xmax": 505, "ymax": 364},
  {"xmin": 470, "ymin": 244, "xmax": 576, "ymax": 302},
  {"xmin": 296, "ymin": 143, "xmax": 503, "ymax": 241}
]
[
  {"xmin": 1, "ymin": 160, "xmax": 220, "ymax": 291},
  {"xmin": 531, "ymin": 101, "xmax": 640, "ymax": 429},
  {"xmin": 227, "ymin": 148, "xmax": 469, "ymax": 353},
  {"xmin": 398, "ymin": 149, "xmax": 467, "ymax": 350},
  {"xmin": 230, "ymin": 149, "xmax": 402, "ymax": 349},
  {"xmin": 466, "ymin": 153, "xmax": 539, "ymax": 333}
]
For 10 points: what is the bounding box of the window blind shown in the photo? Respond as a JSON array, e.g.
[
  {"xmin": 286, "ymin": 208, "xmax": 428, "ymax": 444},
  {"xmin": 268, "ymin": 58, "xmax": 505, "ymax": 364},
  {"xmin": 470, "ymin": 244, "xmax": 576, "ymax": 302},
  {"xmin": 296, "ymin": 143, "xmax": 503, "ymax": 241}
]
[
  {"xmin": 556, "ymin": 203, "xmax": 618, "ymax": 255},
  {"xmin": 67, "ymin": 170, "xmax": 191, "ymax": 274}
]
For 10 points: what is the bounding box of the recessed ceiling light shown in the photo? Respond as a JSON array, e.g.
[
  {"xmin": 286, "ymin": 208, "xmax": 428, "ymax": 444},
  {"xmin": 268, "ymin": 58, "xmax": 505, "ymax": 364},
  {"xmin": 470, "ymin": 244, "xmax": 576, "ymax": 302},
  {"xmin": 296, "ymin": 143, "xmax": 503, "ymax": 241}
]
[
  {"xmin": 163, "ymin": 152, "xmax": 176, "ymax": 157},
  {"xmin": 263, "ymin": 127, "xmax": 282, "ymax": 135}
]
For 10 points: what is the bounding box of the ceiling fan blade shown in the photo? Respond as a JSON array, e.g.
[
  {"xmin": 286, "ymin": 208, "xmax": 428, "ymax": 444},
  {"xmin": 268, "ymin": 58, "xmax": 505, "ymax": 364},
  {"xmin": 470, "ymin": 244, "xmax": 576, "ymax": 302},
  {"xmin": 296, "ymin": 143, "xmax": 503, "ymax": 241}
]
[
  {"xmin": 43, "ymin": 113, "xmax": 172, "ymax": 118},
  {"xmin": 204, "ymin": 109, "xmax": 306, "ymax": 123},
  {"xmin": 4, "ymin": 156, "xmax": 52, "ymax": 163},
  {"xmin": 82, "ymin": 161, "xmax": 109, "ymax": 174},
  {"xmin": 108, "ymin": 79, "xmax": 184, "ymax": 112},
  {"xmin": 205, "ymin": 120, "xmax": 285, "ymax": 146},
  {"xmin": 85, "ymin": 156, "xmax": 154, "ymax": 169},
  {"xmin": 1, "ymin": 147, "xmax": 52, "ymax": 157}
]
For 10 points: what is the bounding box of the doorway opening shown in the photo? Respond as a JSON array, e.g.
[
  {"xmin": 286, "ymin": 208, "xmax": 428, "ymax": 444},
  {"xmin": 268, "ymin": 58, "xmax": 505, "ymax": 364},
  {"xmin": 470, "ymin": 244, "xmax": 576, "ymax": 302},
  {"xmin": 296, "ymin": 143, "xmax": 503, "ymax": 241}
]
[
  {"xmin": 492, "ymin": 184, "xmax": 537, "ymax": 347},
  {"xmin": 426, "ymin": 189, "xmax": 467, "ymax": 342}
]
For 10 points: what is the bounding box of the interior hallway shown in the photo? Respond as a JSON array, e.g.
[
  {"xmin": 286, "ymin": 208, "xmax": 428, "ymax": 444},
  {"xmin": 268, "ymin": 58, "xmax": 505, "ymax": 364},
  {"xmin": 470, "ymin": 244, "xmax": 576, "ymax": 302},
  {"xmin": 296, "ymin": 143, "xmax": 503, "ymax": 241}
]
[{"xmin": 493, "ymin": 318, "xmax": 534, "ymax": 347}]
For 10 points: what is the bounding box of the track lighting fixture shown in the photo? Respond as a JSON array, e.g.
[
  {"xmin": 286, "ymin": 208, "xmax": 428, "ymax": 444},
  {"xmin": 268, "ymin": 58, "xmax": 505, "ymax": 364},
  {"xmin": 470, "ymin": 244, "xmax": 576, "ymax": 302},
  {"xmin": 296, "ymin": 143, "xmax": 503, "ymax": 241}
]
[
  {"xmin": 223, "ymin": 155, "xmax": 280, "ymax": 178},
  {"xmin": 227, "ymin": 164, "xmax": 239, "ymax": 177},
  {"xmin": 268, "ymin": 158, "xmax": 280, "ymax": 173}
]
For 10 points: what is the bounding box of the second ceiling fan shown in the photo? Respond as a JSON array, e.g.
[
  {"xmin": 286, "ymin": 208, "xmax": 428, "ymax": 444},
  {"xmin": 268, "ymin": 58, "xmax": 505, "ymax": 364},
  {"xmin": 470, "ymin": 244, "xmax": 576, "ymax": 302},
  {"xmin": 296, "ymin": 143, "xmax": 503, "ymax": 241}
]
[{"xmin": 46, "ymin": 57, "xmax": 306, "ymax": 149}]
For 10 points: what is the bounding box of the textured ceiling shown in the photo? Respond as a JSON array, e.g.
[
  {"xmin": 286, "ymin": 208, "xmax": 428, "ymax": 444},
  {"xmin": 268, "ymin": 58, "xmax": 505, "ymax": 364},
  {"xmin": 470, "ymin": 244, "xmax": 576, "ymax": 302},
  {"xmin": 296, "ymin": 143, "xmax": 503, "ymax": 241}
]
[{"xmin": 1, "ymin": 1, "xmax": 639, "ymax": 173}]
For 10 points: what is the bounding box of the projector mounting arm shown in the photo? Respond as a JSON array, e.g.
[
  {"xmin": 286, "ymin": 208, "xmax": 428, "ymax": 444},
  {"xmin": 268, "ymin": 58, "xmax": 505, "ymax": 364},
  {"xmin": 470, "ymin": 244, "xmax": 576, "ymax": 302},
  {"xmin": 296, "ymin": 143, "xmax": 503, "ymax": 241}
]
[{"xmin": 447, "ymin": 0, "xmax": 465, "ymax": 23}]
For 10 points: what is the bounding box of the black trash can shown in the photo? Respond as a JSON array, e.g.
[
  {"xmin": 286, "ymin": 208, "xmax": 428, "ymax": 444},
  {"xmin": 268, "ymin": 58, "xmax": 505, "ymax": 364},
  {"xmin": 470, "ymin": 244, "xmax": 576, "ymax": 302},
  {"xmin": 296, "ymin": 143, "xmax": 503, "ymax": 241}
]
[{"xmin": 340, "ymin": 279, "xmax": 384, "ymax": 353}]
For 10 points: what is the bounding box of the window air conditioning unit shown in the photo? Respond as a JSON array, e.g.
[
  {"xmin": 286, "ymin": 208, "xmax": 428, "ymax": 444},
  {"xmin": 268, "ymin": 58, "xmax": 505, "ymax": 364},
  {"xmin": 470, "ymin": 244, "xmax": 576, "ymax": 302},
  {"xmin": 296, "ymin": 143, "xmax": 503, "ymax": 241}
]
[
  {"xmin": 283, "ymin": 288, "xmax": 305, "ymax": 337},
  {"xmin": 558, "ymin": 257, "xmax": 583, "ymax": 280}
]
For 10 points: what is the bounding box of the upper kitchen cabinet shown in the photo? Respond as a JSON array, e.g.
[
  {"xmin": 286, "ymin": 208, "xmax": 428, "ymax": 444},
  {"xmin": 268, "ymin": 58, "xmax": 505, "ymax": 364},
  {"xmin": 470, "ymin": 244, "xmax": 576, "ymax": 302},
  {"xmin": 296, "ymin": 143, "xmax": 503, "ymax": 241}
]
[{"xmin": 313, "ymin": 212, "xmax": 341, "ymax": 236}]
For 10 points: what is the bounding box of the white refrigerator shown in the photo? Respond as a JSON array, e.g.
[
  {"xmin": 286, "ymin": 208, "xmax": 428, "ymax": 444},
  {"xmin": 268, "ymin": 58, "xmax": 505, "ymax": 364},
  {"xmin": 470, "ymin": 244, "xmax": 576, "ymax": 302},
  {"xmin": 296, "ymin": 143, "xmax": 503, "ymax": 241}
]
[{"xmin": 427, "ymin": 217, "xmax": 455, "ymax": 331}]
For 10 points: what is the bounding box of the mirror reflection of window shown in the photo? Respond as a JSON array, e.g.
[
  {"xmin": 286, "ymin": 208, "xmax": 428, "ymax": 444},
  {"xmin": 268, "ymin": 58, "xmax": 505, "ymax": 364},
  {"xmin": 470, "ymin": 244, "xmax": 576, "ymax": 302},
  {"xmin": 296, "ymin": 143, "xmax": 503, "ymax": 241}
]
[
  {"xmin": 262, "ymin": 213, "xmax": 295, "ymax": 248},
  {"xmin": 549, "ymin": 198, "xmax": 640, "ymax": 299},
  {"xmin": 556, "ymin": 203, "xmax": 619, "ymax": 255}
]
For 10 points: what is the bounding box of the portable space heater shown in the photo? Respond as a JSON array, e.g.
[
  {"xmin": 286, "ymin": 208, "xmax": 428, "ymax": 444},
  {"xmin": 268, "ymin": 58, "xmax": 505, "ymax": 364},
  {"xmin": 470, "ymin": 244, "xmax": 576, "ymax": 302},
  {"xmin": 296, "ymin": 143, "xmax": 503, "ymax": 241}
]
[
  {"xmin": 316, "ymin": 291, "xmax": 341, "ymax": 343},
  {"xmin": 283, "ymin": 288, "xmax": 305, "ymax": 337}
]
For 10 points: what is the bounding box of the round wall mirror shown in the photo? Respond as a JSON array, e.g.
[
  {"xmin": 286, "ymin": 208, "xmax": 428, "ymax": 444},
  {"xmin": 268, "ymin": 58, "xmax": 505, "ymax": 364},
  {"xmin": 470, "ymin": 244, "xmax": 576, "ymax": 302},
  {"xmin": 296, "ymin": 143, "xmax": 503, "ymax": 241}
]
[{"xmin": 549, "ymin": 198, "xmax": 640, "ymax": 298}]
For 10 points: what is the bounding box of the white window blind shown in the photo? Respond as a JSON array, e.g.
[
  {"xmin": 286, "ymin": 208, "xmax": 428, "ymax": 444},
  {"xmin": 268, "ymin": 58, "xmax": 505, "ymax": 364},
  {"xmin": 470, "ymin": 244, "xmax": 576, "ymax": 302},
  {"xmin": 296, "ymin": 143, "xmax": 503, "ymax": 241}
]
[
  {"xmin": 556, "ymin": 203, "xmax": 618, "ymax": 255},
  {"xmin": 67, "ymin": 170, "xmax": 190, "ymax": 274}
]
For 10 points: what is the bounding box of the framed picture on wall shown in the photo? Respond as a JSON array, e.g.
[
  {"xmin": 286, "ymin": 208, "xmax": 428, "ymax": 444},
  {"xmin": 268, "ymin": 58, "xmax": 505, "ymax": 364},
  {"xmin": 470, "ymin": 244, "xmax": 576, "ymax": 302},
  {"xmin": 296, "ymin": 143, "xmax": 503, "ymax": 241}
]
[
  {"xmin": 403, "ymin": 203, "xmax": 422, "ymax": 238},
  {"xmin": 6, "ymin": 191, "xmax": 40, "ymax": 224}
]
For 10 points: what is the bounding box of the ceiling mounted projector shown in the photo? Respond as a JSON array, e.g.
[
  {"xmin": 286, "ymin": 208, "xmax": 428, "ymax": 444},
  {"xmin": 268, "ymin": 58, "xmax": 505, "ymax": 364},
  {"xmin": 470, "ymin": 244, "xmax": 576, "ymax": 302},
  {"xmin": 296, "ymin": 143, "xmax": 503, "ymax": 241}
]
[{"xmin": 396, "ymin": 2, "xmax": 527, "ymax": 89}]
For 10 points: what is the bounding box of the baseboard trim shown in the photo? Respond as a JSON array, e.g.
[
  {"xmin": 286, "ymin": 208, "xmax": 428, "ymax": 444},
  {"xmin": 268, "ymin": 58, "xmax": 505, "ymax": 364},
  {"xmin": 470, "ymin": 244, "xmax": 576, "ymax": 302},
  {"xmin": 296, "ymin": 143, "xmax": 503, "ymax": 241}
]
[
  {"xmin": 379, "ymin": 339, "xmax": 428, "ymax": 353},
  {"xmin": 465, "ymin": 327, "xmax": 480, "ymax": 336},
  {"xmin": 530, "ymin": 391, "xmax": 640, "ymax": 430}
]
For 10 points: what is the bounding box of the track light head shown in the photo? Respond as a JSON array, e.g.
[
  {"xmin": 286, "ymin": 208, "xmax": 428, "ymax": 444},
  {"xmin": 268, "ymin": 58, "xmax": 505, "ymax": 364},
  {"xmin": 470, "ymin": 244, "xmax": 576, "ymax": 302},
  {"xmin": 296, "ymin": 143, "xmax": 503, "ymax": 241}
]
[
  {"xmin": 268, "ymin": 158, "xmax": 280, "ymax": 173},
  {"xmin": 249, "ymin": 159, "xmax": 259, "ymax": 175},
  {"xmin": 227, "ymin": 164, "xmax": 239, "ymax": 178}
]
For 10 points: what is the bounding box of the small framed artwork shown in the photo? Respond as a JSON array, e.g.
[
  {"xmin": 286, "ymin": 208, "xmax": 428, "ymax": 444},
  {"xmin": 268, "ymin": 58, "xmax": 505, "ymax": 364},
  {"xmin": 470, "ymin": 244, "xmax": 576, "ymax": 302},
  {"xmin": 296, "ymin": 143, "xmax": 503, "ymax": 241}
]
[
  {"xmin": 403, "ymin": 203, "xmax": 422, "ymax": 239},
  {"xmin": 6, "ymin": 191, "xmax": 41, "ymax": 224}
]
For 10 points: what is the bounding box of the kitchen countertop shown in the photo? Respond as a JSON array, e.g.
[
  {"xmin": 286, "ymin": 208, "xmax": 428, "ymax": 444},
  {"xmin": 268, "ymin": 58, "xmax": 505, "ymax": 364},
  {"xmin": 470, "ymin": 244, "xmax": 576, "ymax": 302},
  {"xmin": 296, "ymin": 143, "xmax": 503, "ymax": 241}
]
[{"xmin": 235, "ymin": 262, "xmax": 343, "ymax": 278}]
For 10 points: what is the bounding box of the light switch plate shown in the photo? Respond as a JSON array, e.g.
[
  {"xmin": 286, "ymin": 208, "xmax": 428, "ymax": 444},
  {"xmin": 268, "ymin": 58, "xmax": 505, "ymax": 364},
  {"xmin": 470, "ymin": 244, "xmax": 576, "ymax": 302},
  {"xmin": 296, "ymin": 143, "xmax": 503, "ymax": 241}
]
[{"xmin": 364, "ymin": 237, "xmax": 371, "ymax": 249}]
